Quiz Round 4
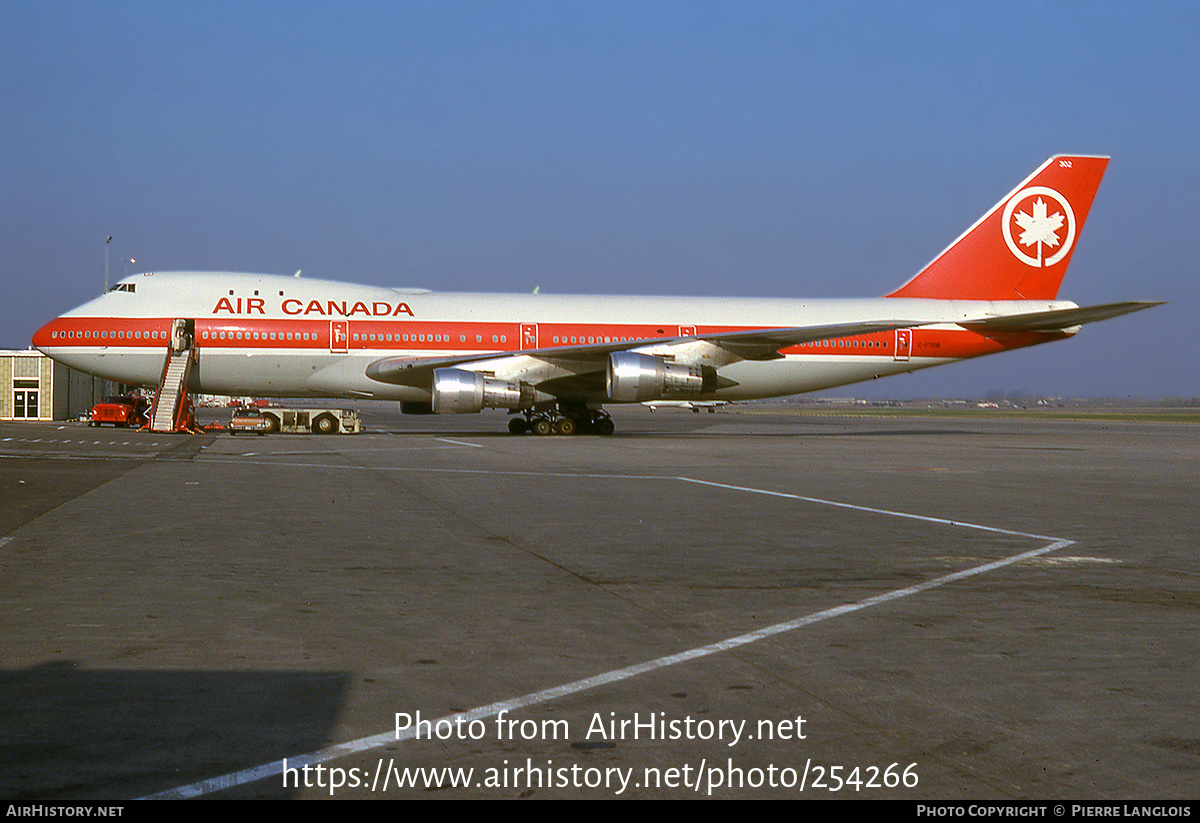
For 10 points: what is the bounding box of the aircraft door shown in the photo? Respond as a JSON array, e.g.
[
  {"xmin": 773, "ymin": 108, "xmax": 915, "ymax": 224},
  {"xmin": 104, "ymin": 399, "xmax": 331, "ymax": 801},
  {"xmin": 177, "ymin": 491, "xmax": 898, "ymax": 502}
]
[
  {"xmin": 894, "ymin": 328, "xmax": 912, "ymax": 361},
  {"xmin": 521, "ymin": 324, "xmax": 538, "ymax": 351},
  {"xmin": 330, "ymin": 320, "xmax": 348, "ymax": 353},
  {"xmin": 171, "ymin": 318, "xmax": 195, "ymax": 353},
  {"xmin": 679, "ymin": 325, "xmax": 696, "ymax": 336}
]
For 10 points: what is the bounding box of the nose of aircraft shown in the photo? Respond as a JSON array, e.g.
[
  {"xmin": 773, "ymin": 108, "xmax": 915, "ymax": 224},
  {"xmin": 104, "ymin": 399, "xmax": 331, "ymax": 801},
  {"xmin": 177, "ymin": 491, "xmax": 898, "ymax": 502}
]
[
  {"xmin": 32, "ymin": 316, "xmax": 60, "ymax": 352},
  {"xmin": 32, "ymin": 289, "xmax": 106, "ymax": 353}
]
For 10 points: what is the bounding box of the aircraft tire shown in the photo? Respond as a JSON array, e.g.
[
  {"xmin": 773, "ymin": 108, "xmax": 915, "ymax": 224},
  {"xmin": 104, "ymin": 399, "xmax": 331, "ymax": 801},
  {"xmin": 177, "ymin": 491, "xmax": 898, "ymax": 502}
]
[
  {"xmin": 531, "ymin": 418, "xmax": 553, "ymax": 436},
  {"xmin": 596, "ymin": 418, "xmax": 615, "ymax": 436},
  {"xmin": 508, "ymin": 418, "xmax": 529, "ymax": 435},
  {"xmin": 555, "ymin": 417, "xmax": 576, "ymax": 436}
]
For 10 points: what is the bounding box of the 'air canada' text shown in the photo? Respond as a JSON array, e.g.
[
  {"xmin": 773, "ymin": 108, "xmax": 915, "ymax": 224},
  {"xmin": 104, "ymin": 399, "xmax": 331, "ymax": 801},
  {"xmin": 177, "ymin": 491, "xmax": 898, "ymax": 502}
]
[{"xmin": 211, "ymin": 297, "xmax": 415, "ymax": 317}]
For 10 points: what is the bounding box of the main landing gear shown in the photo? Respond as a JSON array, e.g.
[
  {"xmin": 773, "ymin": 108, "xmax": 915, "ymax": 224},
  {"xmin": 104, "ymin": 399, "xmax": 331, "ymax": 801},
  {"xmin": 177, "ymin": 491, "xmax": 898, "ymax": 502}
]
[{"xmin": 507, "ymin": 402, "xmax": 616, "ymax": 436}]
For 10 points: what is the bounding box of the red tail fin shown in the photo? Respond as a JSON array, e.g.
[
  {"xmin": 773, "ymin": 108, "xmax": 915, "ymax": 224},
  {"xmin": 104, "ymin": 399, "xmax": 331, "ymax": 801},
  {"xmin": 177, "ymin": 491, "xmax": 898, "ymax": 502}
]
[{"xmin": 886, "ymin": 155, "xmax": 1109, "ymax": 300}]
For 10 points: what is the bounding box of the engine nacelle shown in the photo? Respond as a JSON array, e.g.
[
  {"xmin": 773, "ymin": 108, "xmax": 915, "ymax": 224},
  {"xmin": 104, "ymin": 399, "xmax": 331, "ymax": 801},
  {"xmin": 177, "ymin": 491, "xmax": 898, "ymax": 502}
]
[
  {"xmin": 431, "ymin": 368, "xmax": 532, "ymax": 414},
  {"xmin": 606, "ymin": 352, "xmax": 717, "ymax": 402}
]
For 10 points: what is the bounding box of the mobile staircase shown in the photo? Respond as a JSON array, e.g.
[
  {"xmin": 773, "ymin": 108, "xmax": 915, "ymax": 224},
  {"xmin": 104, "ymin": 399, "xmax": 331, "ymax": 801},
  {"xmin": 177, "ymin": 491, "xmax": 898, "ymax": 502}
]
[{"xmin": 146, "ymin": 320, "xmax": 199, "ymax": 433}]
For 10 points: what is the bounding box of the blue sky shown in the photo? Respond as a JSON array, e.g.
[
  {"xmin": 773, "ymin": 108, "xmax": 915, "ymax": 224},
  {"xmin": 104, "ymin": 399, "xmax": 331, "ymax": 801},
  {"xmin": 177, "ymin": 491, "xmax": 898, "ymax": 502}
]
[{"xmin": 3, "ymin": 1, "xmax": 1196, "ymax": 398}]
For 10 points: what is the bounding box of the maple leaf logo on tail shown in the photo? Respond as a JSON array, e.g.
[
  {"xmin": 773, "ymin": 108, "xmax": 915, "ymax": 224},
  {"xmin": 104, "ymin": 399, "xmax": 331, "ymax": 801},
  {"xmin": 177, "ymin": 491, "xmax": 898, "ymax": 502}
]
[
  {"xmin": 1002, "ymin": 185, "xmax": 1076, "ymax": 268},
  {"xmin": 1015, "ymin": 198, "xmax": 1064, "ymax": 262}
]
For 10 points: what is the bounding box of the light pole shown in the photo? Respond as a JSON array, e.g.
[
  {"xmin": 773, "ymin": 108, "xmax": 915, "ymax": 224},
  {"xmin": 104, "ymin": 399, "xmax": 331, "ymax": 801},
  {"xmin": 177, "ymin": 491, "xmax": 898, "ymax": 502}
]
[{"xmin": 104, "ymin": 236, "xmax": 112, "ymax": 292}]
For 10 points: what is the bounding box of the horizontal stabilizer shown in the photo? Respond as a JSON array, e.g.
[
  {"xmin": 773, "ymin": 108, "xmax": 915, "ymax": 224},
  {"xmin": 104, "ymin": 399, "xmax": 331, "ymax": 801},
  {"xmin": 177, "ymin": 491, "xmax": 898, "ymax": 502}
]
[{"xmin": 958, "ymin": 301, "xmax": 1164, "ymax": 332}]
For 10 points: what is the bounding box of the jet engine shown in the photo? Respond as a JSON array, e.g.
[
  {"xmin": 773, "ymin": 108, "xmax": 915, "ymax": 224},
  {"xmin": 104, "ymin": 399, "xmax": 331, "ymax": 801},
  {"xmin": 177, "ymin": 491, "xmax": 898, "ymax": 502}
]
[
  {"xmin": 431, "ymin": 368, "xmax": 533, "ymax": 414},
  {"xmin": 606, "ymin": 352, "xmax": 718, "ymax": 402}
]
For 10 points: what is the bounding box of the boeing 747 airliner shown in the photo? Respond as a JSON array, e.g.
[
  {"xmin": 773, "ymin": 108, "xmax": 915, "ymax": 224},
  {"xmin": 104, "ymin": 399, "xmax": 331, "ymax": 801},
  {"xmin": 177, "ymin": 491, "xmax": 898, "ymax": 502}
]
[{"xmin": 33, "ymin": 155, "xmax": 1160, "ymax": 435}]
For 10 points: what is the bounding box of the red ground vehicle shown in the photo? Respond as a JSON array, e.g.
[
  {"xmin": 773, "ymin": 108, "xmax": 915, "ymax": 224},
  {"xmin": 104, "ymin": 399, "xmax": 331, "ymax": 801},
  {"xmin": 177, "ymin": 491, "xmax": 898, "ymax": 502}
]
[
  {"xmin": 88, "ymin": 395, "xmax": 150, "ymax": 428},
  {"xmin": 228, "ymin": 407, "xmax": 269, "ymax": 435}
]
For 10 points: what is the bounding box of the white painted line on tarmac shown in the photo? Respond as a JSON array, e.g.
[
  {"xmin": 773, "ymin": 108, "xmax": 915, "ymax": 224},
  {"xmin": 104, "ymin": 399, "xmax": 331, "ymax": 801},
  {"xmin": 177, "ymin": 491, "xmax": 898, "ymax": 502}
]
[
  {"xmin": 677, "ymin": 477, "xmax": 1061, "ymax": 541},
  {"xmin": 144, "ymin": 477, "xmax": 1073, "ymax": 799},
  {"xmin": 148, "ymin": 537, "xmax": 1072, "ymax": 799},
  {"xmin": 435, "ymin": 438, "xmax": 484, "ymax": 448}
]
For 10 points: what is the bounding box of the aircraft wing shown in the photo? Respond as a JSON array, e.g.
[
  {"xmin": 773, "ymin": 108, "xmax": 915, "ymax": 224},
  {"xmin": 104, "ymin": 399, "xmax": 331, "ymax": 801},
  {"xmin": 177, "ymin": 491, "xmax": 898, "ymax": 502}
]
[
  {"xmin": 957, "ymin": 301, "xmax": 1165, "ymax": 333},
  {"xmin": 364, "ymin": 319, "xmax": 926, "ymax": 388},
  {"xmin": 694, "ymin": 319, "xmax": 925, "ymax": 360}
]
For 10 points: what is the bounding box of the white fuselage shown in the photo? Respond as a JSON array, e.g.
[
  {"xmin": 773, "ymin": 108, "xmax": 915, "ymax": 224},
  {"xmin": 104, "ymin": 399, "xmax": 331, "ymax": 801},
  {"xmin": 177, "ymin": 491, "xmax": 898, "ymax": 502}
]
[{"xmin": 34, "ymin": 271, "xmax": 1074, "ymax": 403}]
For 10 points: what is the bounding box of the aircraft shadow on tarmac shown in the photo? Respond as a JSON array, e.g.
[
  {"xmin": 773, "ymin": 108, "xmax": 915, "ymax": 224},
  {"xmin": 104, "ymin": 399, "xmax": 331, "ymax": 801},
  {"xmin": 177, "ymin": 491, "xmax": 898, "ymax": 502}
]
[{"xmin": 0, "ymin": 660, "xmax": 350, "ymax": 799}]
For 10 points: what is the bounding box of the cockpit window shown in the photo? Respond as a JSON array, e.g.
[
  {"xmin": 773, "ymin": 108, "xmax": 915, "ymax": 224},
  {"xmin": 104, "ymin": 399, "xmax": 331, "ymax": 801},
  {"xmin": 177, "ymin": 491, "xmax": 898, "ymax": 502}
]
[{"xmin": 108, "ymin": 283, "xmax": 136, "ymax": 293}]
